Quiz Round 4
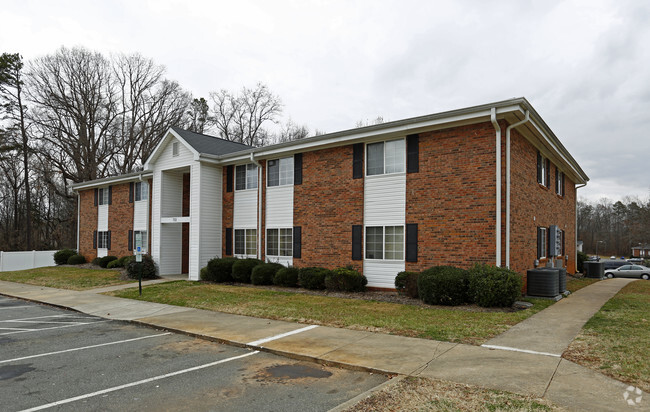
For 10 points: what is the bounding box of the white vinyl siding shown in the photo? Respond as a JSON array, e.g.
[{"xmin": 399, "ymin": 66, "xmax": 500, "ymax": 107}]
[
  {"xmin": 364, "ymin": 173, "xmax": 406, "ymax": 226},
  {"xmin": 133, "ymin": 199, "xmax": 149, "ymax": 231},
  {"xmin": 233, "ymin": 190, "xmax": 257, "ymax": 229},
  {"xmin": 194, "ymin": 163, "xmax": 222, "ymax": 279},
  {"xmin": 266, "ymin": 181, "xmax": 293, "ymax": 266}
]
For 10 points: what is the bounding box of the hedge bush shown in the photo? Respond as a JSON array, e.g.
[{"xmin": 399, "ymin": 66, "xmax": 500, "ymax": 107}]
[
  {"xmin": 325, "ymin": 267, "xmax": 367, "ymax": 292},
  {"xmin": 91, "ymin": 257, "xmax": 101, "ymax": 266},
  {"xmin": 231, "ymin": 258, "xmax": 263, "ymax": 283},
  {"xmin": 251, "ymin": 263, "xmax": 284, "ymax": 285},
  {"xmin": 54, "ymin": 249, "xmax": 76, "ymax": 265},
  {"xmin": 126, "ymin": 255, "xmax": 158, "ymax": 280},
  {"xmin": 468, "ymin": 264, "xmax": 523, "ymax": 307},
  {"xmin": 106, "ymin": 259, "xmax": 121, "ymax": 269},
  {"xmin": 298, "ymin": 267, "xmax": 329, "ymax": 290},
  {"xmin": 202, "ymin": 257, "xmax": 238, "ymax": 282},
  {"xmin": 395, "ymin": 271, "xmax": 419, "ymax": 298},
  {"xmin": 97, "ymin": 256, "xmax": 118, "ymax": 268},
  {"xmin": 577, "ymin": 251, "xmax": 588, "ymax": 273},
  {"xmin": 66, "ymin": 254, "xmax": 86, "ymax": 265},
  {"xmin": 418, "ymin": 265, "xmax": 470, "ymax": 306},
  {"xmin": 273, "ymin": 267, "xmax": 300, "ymax": 287}
]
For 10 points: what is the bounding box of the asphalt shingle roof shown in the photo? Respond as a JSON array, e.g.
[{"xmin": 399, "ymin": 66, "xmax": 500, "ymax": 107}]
[{"xmin": 171, "ymin": 127, "xmax": 252, "ymax": 156}]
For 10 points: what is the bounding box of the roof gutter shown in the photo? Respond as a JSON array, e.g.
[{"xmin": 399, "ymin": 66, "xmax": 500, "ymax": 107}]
[
  {"xmin": 250, "ymin": 152, "xmax": 263, "ymax": 260},
  {"xmin": 505, "ymin": 110, "xmax": 530, "ymax": 268},
  {"xmin": 491, "ymin": 108, "xmax": 502, "ymax": 267}
]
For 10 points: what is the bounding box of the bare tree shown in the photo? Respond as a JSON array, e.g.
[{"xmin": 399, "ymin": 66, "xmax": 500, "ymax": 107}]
[
  {"xmin": 187, "ymin": 97, "xmax": 209, "ymax": 134},
  {"xmin": 275, "ymin": 118, "xmax": 309, "ymax": 143},
  {"xmin": 208, "ymin": 82, "xmax": 282, "ymax": 146}
]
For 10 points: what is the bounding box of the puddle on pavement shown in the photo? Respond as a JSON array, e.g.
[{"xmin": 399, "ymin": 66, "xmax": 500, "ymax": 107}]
[{"xmin": 0, "ymin": 364, "xmax": 35, "ymax": 381}]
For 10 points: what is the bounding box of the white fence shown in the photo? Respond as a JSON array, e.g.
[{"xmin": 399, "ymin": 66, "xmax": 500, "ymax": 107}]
[{"xmin": 0, "ymin": 250, "xmax": 58, "ymax": 272}]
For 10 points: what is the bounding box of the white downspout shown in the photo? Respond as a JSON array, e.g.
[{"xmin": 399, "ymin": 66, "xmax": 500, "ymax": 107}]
[
  {"xmin": 250, "ymin": 153, "xmax": 263, "ymax": 260},
  {"xmin": 491, "ymin": 108, "xmax": 502, "ymax": 267},
  {"xmin": 505, "ymin": 110, "xmax": 530, "ymax": 268},
  {"xmin": 575, "ymin": 182, "xmax": 587, "ymax": 273}
]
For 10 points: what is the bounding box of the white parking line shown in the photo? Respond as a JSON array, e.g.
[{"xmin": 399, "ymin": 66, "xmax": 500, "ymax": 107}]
[
  {"xmin": 247, "ymin": 324, "xmax": 319, "ymax": 346},
  {"xmin": 19, "ymin": 350, "xmax": 259, "ymax": 411},
  {"xmin": 0, "ymin": 321, "xmax": 109, "ymax": 336},
  {"xmin": 0, "ymin": 314, "xmax": 78, "ymax": 322},
  {"xmin": 0, "ymin": 327, "xmax": 35, "ymax": 331},
  {"xmin": 0, "ymin": 306, "xmax": 31, "ymax": 310},
  {"xmin": 0, "ymin": 332, "xmax": 172, "ymax": 364}
]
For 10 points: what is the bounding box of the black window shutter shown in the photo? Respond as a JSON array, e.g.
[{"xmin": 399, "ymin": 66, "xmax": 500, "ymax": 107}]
[
  {"xmin": 555, "ymin": 168, "xmax": 559, "ymax": 193},
  {"xmin": 129, "ymin": 182, "xmax": 134, "ymax": 203},
  {"xmin": 226, "ymin": 165, "xmax": 233, "ymax": 193},
  {"xmin": 93, "ymin": 230, "xmax": 97, "ymax": 249},
  {"xmin": 293, "ymin": 226, "xmax": 302, "ymax": 258},
  {"xmin": 225, "ymin": 227, "xmax": 233, "ymax": 255},
  {"xmin": 352, "ymin": 225, "xmax": 362, "ymax": 260},
  {"xmin": 407, "ymin": 134, "xmax": 419, "ymax": 173},
  {"xmin": 545, "ymin": 159, "xmax": 551, "ymax": 188},
  {"xmin": 108, "ymin": 186, "xmax": 113, "ymax": 205},
  {"xmin": 536, "ymin": 228, "xmax": 542, "ymax": 259},
  {"xmin": 536, "ymin": 152, "xmax": 542, "ymax": 184},
  {"xmin": 561, "ymin": 173, "xmax": 565, "ymax": 195},
  {"xmin": 107, "ymin": 231, "xmax": 111, "ymax": 250},
  {"xmin": 94, "ymin": 188, "xmax": 98, "ymax": 206},
  {"xmin": 294, "ymin": 153, "xmax": 303, "ymax": 185},
  {"xmin": 352, "ymin": 143, "xmax": 363, "ymax": 179},
  {"xmin": 405, "ymin": 223, "xmax": 418, "ymax": 262},
  {"xmin": 128, "ymin": 230, "xmax": 133, "ymax": 251}
]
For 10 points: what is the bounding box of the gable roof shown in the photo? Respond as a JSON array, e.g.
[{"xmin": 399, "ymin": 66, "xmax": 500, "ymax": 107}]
[{"xmin": 170, "ymin": 127, "xmax": 251, "ymax": 156}]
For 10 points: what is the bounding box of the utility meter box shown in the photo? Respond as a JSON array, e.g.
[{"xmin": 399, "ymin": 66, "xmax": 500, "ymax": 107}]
[{"xmin": 548, "ymin": 225, "xmax": 562, "ymax": 257}]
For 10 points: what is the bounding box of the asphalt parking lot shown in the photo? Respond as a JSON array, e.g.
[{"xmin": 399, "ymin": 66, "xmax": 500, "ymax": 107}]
[{"xmin": 0, "ymin": 296, "xmax": 387, "ymax": 412}]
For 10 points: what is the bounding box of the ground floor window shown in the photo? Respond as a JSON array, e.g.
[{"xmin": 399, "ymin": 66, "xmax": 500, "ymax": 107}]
[
  {"xmin": 267, "ymin": 228, "xmax": 292, "ymax": 257},
  {"xmin": 365, "ymin": 226, "xmax": 404, "ymax": 260},
  {"xmin": 97, "ymin": 231, "xmax": 109, "ymax": 249},
  {"xmin": 537, "ymin": 227, "xmax": 547, "ymax": 259},
  {"xmin": 235, "ymin": 229, "xmax": 257, "ymax": 256}
]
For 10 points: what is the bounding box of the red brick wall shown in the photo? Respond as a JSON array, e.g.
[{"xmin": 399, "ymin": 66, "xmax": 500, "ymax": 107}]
[
  {"xmin": 406, "ymin": 121, "xmax": 500, "ymax": 272},
  {"xmin": 293, "ymin": 145, "xmax": 364, "ymax": 272},
  {"xmin": 107, "ymin": 183, "xmax": 135, "ymax": 258},
  {"xmin": 78, "ymin": 189, "xmax": 97, "ymax": 261},
  {"xmin": 510, "ymin": 129, "xmax": 577, "ymax": 275},
  {"xmin": 222, "ymin": 167, "xmax": 233, "ymax": 256}
]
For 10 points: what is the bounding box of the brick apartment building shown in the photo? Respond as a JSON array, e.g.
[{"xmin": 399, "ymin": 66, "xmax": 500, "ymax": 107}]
[{"xmin": 71, "ymin": 98, "xmax": 588, "ymax": 288}]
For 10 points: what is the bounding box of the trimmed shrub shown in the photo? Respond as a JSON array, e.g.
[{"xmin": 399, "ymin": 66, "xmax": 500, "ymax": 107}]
[
  {"xmin": 418, "ymin": 265, "xmax": 470, "ymax": 306},
  {"xmin": 66, "ymin": 254, "xmax": 86, "ymax": 265},
  {"xmin": 202, "ymin": 257, "xmax": 238, "ymax": 282},
  {"xmin": 126, "ymin": 255, "xmax": 158, "ymax": 280},
  {"xmin": 91, "ymin": 257, "xmax": 101, "ymax": 266},
  {"xmin": 395, "ymin": 271, "xmax": 419, "ymax": 298},
  {"xmin": 468, "ymin": 264, "xmax": 523, "ymax": 307},
  {"xmin": 106, "ymin": 259, "xmax": 121, "ymax": 269},
  {"xmin": 231, "ymin": 258, "xmax": 263, "ymax": 283},
  {"xmin": 298, "ymin": 267, "xmax": 329, "ymax": 290},
  {"xmin": 121, "ymin": 255, "xmax": 135, "ymax": 267},
  {"xmin": 577, "ymin": 251, "xmax": 588, "ymax": 273},
  {"xmin": 54, "ymin": 249, "xmax": 76, "ymax": 265},
  {"xmin": 97, "ymin": 255, "xmax": 118, "ymax": 268},
  {"xmin": 273, "ymin": 267, "xmax": 300, "ymax": 287},
  {"xmin": 325, "ymin": 267, "xmax": 367, "ymax": 292},
  {"xmin": 251, "ymin": 263, "xmax": 284, "ymax": 285}
]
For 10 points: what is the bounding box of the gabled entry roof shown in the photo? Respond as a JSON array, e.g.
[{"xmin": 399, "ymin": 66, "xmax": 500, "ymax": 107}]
[{"xmin": 170, "ymin": 127, "xmax": 251, "ymax": 156}]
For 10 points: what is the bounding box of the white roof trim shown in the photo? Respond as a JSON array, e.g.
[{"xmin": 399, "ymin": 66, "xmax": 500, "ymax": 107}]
[{"xmin": 143, "ymin": 128, "xmax": 200, "ymax": 170}]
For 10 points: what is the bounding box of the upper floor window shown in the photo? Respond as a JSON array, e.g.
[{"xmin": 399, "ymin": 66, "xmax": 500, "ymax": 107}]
[
  {"xmin": 367, "ymin": 139, "xmax": 405, "ymax": 176},
  {"xmin": 135, "ymin": 182, "xmax": 148, "ymax": 201},
  {"xmin": 556, "ymin": 170, "xmax": 564, "ymax": 196},
  {"xmin": 236, "ymin": 164, "xmax": 258, "ymax": 190},
  {"xmin": 537, "ymin": 151, "xmax": 550, "ymax": 188},
  {"xmin": 98, "ymin": 188, "xmax": 109, "ymax": 205},
  {"xmin": 268, "ymin": 157, "xmax": 294, "ymax": 187}
]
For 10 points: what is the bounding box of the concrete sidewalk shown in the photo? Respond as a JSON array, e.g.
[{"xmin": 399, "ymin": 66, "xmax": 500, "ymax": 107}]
[{"xmin": 0, "ymin": 278, "xmax": 646, "ymax": 411}]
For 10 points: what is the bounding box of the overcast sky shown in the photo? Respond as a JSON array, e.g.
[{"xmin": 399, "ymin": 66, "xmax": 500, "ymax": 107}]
[{"xmin": 2, "ymin": 0, "xmax": 649, "ymax": 203}]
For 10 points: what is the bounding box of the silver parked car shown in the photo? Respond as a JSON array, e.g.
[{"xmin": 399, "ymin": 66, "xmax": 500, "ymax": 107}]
[{"xmin": 605, "ymin": 265, "xmax": 650, "ymax": 280}]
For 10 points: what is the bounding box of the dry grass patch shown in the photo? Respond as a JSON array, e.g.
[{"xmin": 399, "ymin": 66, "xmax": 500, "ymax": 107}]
[
  {"xmin": 345, "ymin": 376, "xmax": 563, "ymax": 411},
  {"xmin": 566, "ymin": 276, "xmax": 600, "ymax": 293},
  {"xmin": 0, "ymin": 266, "xmax": 134, "ymax": 290},
  {"xmin": 564, "ymin": 280, "xmax": 650, "ymax": 392},
  {"xmin": 108, "ymin": 281, "xmax": 554, "ymax": 345}
]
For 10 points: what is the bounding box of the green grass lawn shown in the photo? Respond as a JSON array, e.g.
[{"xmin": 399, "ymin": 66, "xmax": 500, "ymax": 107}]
[
  {"xmin": 564, "ymin": 280, "xmax": 650, "ymax": 392},
  {"xmin": 108, "ymin": 281, "xmax": 554, "ymax": 345},
  {"xmin": 566, "ymin": 276, "xmax": 600, "ymax": 293},
  {"xmin": 0, "ymin": 266, "xmax": 134, "ymax": 290}
]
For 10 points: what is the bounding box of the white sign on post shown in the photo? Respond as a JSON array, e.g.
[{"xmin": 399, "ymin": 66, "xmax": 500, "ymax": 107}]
[{"xmin": 135, "ymin": 232, "xmax": 143, "ymax": 262}]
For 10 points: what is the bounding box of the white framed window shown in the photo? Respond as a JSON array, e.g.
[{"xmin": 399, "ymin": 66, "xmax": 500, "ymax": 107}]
[
  {"xmin": 133, "ymin": 230, "xmax": 148, "ymax": 253},
  {"xmin": 537, "ymin": 151, "xmax": 550, "ymax": 188},
  {"xmin": 98, "ymin": 188, "xmax": 109, "ymax": 205},
  {"xmin": 556, "ymin": 170, "xmax": 564, "ymax": 196},
  {"xmin": 235, "ymin": 164, "xmax": 258, "ymax": 190},
  {"xmin": 234, "ymin": 229, "xmax": 257, "ymax": 256},
  {"xmin": 267, "ymin": 228, "xmax": 292, "ymax": 257},
  {"xmin": 172, "ymin": 142, "xmax": 179, "ymax": 157},
  {"xmin": 366, "ymin": 139, "xmax": 405, "ymax": 176},
  {"xmin": 365, "ymin": 226, "xmax": 404, "ymax": 260},
  {"xmin": 135, "ymin": 182, "xmax": 148, "ymax": 202},
  {"xmin": 97, "ymin": 231, "xmax": 109, "ymax": 249},
  {"xmin": 537, "ymin": 227, "xmax": 547, "ymax": 259},
  {"xmin": 267, "ymin": 157, "xmax": 294, "ymax": 187}
]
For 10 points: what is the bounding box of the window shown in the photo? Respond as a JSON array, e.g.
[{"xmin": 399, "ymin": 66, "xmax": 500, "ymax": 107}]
[
  {"xmin": 133, "ymin": 230, "xmax": 148, "ymax": 252},
  {"xmin": 556, "ymin": 170, "xmax": 564, "ymax": 196},
  {"xmin": 135, "ymin": 182, "xmax": 148, "ymax": 201},
  {"xmin": 365, "ymin": 226, "xmax": 404, "ymax": 260},
  {"xmin": 537, "ymin": 227, "xmax": 547, "ymax": 259},
  {"xmin": 235, "ymin": 164, "xmax": 258, "ymax": 190},
  {"xmin": 98, "ymin": 188, "xmax": 109, "ymax": 205},
  {"xmin": 367, "ymin": 139, "xmax": 405, "ymax": 176},
  {"xmin": 267, "ymin": 157, "xmax": 294, "ymax": 187},
  {"xmin": 97, "ymin": 231, "xmax": 109, "ymax": 249},
  {"xmin": 172, "ymin": 142, "xmax": 179, "ymax": 157},
  {"xmin": 537, "ymin": 152, "xmax": 550, "ymax": 188},
  {"xmin": 267, "ymin": 228, "xmax": 292, "ymax": 257},
  {"xmin": 234, "ymin": 229, "xmax": 257, "ymax": 255}
]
